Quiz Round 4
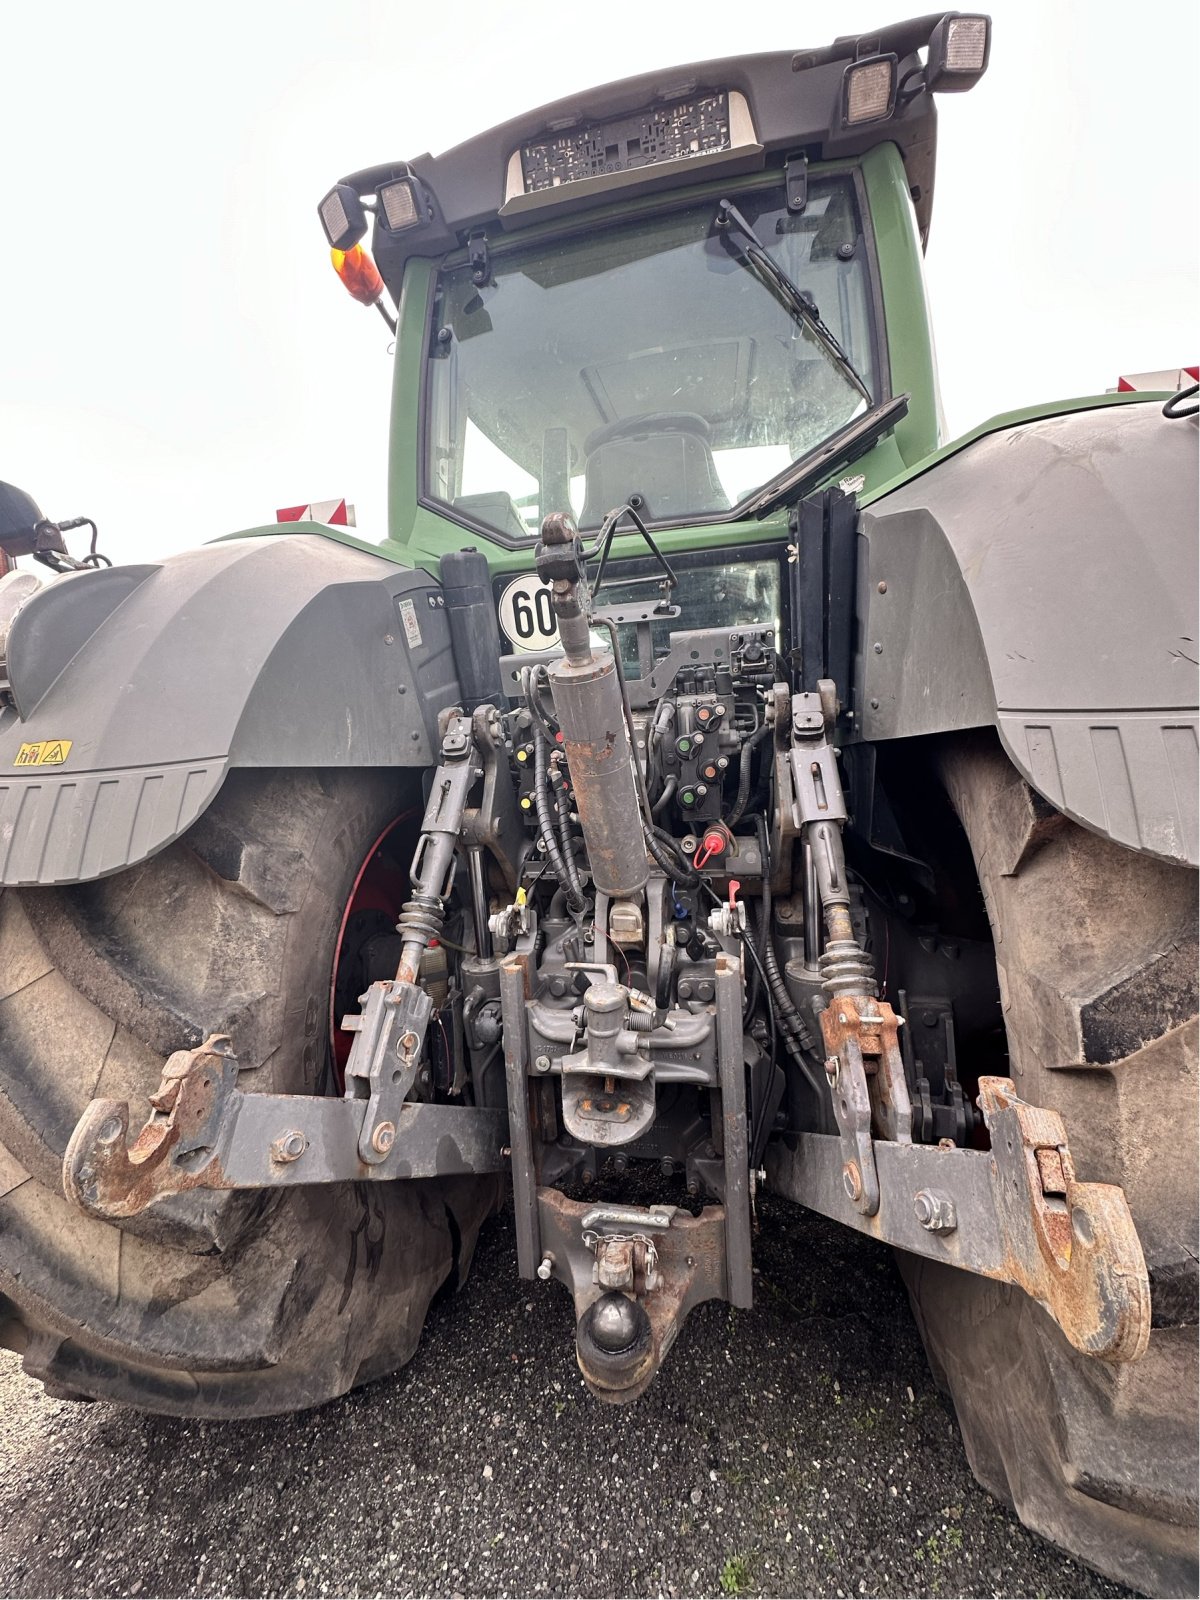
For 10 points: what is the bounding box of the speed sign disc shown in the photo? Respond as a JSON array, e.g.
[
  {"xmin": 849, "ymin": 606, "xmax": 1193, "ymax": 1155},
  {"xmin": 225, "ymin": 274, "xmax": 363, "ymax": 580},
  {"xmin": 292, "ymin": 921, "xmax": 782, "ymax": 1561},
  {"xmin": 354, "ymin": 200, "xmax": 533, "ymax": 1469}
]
[{"xmin": 497, "ymin": 575, "xmax": 560, "ymax": 651}]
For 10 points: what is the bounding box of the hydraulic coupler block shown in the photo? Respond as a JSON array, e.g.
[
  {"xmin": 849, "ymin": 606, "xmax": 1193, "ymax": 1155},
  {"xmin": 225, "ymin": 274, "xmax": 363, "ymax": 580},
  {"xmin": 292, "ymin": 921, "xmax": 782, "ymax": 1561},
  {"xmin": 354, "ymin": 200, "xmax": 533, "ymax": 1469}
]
[{"xmin": 537, "ymin": 513, "xmax": 648, "ymax": 898}]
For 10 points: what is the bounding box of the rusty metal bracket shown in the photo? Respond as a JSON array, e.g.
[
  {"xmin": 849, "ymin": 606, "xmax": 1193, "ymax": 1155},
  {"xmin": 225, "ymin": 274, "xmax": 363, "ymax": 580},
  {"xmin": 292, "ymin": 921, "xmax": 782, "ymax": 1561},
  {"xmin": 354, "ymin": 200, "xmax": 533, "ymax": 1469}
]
[
  {"xmin": 765, "ymin": 1074, "xmax": 1150, "ymax": 1363},
  {"xmin": 341, "ymin": 980, "xmax": 429, "ymax": 1164},
  {"xmin": 820, "ymin": 1027, "xmax": 879, "ymax": 1215},
  {"xmin": 63, "ymin": 1034, "xmax": 509, "ymax": 1222},
  {"xmin": 819, "ymin": 995, "xmax": 913, "ymax": 1216},
  {"xmin": 978, "ymin": 1076, "xmax": 1149, "ymax": 1361}
]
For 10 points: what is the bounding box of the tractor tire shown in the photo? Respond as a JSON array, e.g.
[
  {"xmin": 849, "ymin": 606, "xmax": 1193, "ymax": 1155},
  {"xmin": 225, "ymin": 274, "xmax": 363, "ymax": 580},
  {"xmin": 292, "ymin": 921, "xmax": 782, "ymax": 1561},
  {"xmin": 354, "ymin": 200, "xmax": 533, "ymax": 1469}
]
[
  {"xmin": 0, "ymin": 768, "xmax": 499, "ymax": 1417},
  {"xmin": 897, "ymin": 734, "xmax": 1198, "ymax": 1596}
]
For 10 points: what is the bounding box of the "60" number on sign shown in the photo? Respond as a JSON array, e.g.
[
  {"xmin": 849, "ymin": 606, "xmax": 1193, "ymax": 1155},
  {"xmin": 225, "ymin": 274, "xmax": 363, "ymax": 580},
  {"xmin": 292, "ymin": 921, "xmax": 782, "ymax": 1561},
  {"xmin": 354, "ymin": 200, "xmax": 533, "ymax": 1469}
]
[{"xmin": 497, "ymin": 576, "xmax": 560, "ymax": 650}]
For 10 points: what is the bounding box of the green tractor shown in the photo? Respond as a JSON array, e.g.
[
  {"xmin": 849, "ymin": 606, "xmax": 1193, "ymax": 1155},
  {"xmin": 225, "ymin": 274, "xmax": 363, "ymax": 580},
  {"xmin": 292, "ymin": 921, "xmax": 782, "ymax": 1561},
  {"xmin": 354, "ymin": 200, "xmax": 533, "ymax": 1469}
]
[{"xmin": 1, "ymin": 13, "xmax": 1195, "ymax": 1591}]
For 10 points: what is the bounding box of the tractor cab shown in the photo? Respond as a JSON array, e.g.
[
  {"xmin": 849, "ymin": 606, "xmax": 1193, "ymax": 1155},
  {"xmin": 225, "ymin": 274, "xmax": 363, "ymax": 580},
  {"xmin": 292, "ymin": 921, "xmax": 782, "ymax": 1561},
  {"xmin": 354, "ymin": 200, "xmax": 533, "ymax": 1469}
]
[{"xmin": 320, "ymin": 13, "xmax": 992, "ymax": 566}]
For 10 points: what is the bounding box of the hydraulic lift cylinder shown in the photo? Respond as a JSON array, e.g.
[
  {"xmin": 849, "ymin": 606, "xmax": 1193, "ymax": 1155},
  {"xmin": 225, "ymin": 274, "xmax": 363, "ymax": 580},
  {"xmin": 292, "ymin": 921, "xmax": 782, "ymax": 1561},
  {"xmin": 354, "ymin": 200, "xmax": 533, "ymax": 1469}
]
[
  {"xmin": 549, "ymin": 651, "xmax": 648, "ymax": 898},
  {"xmin": 538, "ymin": 515, "xmax": 648, "ymax": 900}
]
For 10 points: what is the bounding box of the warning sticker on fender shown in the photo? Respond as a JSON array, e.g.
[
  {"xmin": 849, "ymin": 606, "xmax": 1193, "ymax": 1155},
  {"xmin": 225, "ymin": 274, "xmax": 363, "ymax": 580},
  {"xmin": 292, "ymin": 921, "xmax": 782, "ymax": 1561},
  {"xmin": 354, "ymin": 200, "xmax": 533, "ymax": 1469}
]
[
  {"xmin": 397, "ymin": 597, "xmax": 422, "ymax": 650},
  {"xmin": 13, "ymin": 739, "xmax": 73, "ymax": 767}
]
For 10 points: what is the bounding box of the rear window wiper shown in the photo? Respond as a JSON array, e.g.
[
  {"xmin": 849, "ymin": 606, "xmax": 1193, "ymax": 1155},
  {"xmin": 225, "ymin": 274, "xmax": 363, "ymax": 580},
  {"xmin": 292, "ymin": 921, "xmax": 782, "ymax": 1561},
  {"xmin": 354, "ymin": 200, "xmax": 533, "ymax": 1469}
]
[
  {"xmin": 736, "ymin": 394, "xmax": 910, "ymax": 521},
  {"xmin": 713, "ymin": 198, "xmax": 873, "ymax": 405}
]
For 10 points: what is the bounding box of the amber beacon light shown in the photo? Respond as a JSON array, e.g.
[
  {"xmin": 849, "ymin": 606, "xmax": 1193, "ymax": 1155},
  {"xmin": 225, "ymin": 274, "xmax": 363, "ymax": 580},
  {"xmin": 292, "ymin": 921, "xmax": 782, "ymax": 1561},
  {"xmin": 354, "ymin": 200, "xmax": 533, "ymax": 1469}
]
[{"xmin": 330, "ymin": 244, "xmax": 396, "ymax": 332}]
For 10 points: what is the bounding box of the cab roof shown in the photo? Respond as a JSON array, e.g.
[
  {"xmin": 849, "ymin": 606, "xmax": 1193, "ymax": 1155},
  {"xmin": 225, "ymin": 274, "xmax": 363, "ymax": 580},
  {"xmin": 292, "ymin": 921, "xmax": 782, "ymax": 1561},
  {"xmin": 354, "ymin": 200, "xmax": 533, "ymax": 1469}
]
[{"xmin": 333, "ymin": 14, "xmax": 988, "ymax": 293}]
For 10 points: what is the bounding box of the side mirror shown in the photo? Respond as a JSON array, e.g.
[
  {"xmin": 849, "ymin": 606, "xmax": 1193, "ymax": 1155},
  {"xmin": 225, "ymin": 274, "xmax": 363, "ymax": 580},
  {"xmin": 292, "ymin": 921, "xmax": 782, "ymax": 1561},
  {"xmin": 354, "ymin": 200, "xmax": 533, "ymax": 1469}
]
[{"xmin": 0, "ymin": 481, "xmax": 46, "ymax": 559}]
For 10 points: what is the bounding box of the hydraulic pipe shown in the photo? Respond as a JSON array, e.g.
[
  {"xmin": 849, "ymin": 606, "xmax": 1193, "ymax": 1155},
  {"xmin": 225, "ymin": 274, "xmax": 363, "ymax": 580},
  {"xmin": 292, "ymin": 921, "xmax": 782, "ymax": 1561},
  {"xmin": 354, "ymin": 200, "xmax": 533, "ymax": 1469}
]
[{"xmin": 468, "ymin": 847, "xmax": 493, "ymax": 961}]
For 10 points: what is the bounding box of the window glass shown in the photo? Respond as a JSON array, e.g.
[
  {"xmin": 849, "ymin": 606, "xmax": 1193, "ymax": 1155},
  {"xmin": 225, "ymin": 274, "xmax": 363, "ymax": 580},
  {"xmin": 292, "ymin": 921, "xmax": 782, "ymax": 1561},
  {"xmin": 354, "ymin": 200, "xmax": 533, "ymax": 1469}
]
[
  {"xmin": 427, "ymin": 176, "xmax": 877, "ymax": 537},
  {"xmin": 598, "ymin": 558, "xmax": 781, "ymax": 678}
]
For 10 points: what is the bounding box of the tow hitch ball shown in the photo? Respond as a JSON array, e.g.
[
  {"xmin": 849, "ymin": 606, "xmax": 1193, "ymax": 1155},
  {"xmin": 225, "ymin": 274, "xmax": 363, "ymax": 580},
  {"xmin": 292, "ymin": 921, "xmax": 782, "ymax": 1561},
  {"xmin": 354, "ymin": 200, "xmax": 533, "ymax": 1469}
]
[{"xmin": 535, "ymin": 1192, "xmax": 730, "ymax": 1403}]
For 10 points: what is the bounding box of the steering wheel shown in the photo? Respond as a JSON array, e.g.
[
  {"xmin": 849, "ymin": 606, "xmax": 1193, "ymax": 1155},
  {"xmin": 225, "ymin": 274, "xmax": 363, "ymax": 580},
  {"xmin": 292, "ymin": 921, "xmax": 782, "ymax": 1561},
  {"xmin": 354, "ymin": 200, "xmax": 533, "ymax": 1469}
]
[{"xmin": 584, "ymin": 411, "xmax": 712, "ymax": 455}]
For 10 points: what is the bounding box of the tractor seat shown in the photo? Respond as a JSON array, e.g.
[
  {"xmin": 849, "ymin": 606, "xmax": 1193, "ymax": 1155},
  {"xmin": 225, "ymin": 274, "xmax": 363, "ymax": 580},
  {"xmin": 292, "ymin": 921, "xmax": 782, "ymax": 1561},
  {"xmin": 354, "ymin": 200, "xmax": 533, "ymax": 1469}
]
[{"xmin": 579, "ymin": 412, "xmax": 729, "ymax": 529}]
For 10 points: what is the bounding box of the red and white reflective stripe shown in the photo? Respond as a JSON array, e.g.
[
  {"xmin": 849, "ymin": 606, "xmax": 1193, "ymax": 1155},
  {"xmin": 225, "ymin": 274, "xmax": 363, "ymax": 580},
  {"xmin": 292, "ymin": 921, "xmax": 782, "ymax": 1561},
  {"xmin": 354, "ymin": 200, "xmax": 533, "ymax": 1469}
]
[
  {"xmin": 1114, "ymin": 366, "xmax": 1198, "ymax": 393},
  {"xmin": 275, "ymin": 499, "xmax": 356, "ymax": 526}
]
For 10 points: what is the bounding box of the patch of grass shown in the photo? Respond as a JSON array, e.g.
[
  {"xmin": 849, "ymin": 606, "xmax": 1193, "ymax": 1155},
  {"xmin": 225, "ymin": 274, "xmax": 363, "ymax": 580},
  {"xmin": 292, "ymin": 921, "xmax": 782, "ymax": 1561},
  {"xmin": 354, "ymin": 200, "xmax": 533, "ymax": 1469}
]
[
  {"xmin": 781, "ymin": 1461, "xmax": 819, "ymax": 1496},
  {"xmin": 848, "ymin": 1403, "xmax": 886, "ymax": 1434},
  {"xmin": 915, "ymin": 1526, "xmax": 964, "ymax": 1566},
  {"xmin": 718, "ymin": 1554, "xmax": 753, "ymax": 1595}
]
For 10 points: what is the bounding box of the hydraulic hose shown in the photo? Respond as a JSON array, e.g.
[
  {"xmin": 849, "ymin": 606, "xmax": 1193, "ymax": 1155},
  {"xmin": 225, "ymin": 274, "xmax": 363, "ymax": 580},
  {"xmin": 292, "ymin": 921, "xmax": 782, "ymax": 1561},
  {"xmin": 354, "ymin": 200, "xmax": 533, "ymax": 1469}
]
[
  {"xmin": 651, "ymin": 776, "xmax": 678, "ymax": 819},
  {"xmin": 738, "ymin": 927, "xmax": 776, "ymax": 1099},
  {"xmin": 749, "ymin": 902, "xmax": 821, "ymax": 1093},
  {"xmin": 726, "ymin": 718, "xmax": 772, "ymax": 827},
  {"xmin": 758, "ymin": 826, "xmax": 772, "ymax": 954},
  {"xmin": 533, "ymin": 726, "xmax": 584, "ymax": 914},
  {"xmin": 756, "ymin": 905, "xmax": 814, "ymax": 1054},
  {"xmin": 742, "ymin": 936, "xmax": 761, "ymax": 1028},
  {"xmin": 1164, "ymin": 381, "xmax": 1199, "ymax": 419},
  {"xmin": 644, "ymin": 821, "xmax": 701, "ymax": 886},
  {"xmin": 649, "ymin": 698, "xmax": 675, "ymax": 756},
  {"xmin": 742, "ymin": 822, "xmax": 770, "ymax": 1025},
  {"xmin": 551, "ymin": 762, "xmax": 587, "ymax": 907},
  {"xmin": 520, "ymin": 665, "xmax": 559, "ymax": 742},
  {"xmin": 753, "ymin": 816, "xmax": 814, "ymax": 1055}
]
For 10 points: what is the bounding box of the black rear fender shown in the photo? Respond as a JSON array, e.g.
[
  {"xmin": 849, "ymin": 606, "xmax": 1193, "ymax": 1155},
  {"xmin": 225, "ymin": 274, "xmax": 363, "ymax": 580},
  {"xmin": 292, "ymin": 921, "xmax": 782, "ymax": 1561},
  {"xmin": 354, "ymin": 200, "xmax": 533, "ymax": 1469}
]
[
  {"xmin": 0, "ymin": 535, "xmax": 455, "ymax": 886},
  {"xmin": 857, "ymin": 401, "xmax": 1198, "ymax": 865}
]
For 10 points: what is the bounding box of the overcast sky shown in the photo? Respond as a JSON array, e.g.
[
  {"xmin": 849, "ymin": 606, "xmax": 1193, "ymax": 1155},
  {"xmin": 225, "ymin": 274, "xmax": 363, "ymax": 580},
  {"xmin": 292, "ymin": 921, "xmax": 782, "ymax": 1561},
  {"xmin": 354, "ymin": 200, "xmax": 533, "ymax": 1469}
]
[{"xmin": 3, "ymin": 0, "xmax": 1196, "ymax": 564}]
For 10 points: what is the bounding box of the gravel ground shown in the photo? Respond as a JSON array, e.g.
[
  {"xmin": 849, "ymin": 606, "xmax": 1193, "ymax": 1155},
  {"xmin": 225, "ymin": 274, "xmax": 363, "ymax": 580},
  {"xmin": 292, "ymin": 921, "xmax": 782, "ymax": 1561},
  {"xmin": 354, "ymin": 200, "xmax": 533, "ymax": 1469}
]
[{"xmin": 0, "ymin": 1193, "xmax": 1133, "ymax": 1600}]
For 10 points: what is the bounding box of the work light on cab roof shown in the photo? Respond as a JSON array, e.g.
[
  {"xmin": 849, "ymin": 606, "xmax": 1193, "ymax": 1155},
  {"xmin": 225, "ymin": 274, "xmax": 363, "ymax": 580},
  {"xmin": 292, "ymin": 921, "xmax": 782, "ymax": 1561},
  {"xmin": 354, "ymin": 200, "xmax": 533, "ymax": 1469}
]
[
  {"xmin": 321, "ymin": 169, "xmax": 427, "ymax": 329},
  {"xmin": 315, "ymin": 9, "xmax": 992, "ymax": 324}
]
